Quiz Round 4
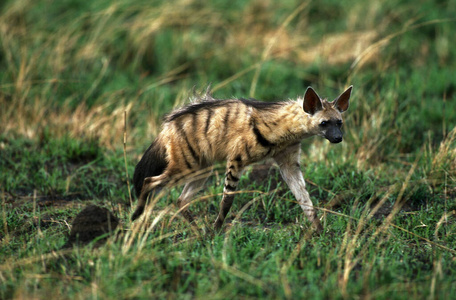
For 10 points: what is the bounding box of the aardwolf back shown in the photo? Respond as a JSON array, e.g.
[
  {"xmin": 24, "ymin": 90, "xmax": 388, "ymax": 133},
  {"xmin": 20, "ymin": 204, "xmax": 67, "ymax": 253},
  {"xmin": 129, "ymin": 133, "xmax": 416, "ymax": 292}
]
[{"xmin": 132, "ymin": 86, "xmax": 352, "ymax": 232}]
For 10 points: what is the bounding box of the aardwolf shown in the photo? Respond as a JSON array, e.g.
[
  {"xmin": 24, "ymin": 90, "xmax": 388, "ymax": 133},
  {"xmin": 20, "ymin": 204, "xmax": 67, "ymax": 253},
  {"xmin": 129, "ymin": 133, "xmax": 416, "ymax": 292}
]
[{"xmin": 132, "ymin": 86, "xmax": 352, "ymax": 232}]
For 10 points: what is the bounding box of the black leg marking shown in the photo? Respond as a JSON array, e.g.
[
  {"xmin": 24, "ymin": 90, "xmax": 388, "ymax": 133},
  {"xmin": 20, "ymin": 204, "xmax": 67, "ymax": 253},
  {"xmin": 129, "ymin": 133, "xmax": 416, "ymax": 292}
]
[
  {"xmin": 214, "ymin": 160, "xmax": 244, "ymax": 230},
  {"xmin": 226, "ymin": 171, "xmax": 239, "ymax": 183}
]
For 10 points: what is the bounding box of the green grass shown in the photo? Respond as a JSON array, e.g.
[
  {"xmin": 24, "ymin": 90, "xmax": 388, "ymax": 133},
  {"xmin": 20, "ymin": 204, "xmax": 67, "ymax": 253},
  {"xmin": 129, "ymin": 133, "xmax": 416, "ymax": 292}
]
[{"xmin": 1, "ymin": 0, "xmax": 456, "ymax": 299}]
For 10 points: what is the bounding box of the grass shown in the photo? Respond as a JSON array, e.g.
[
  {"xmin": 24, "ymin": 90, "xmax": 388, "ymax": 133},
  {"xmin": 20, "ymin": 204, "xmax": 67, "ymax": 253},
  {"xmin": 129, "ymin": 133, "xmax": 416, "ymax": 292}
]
[{"xmin": 1, "ymin": 0, "xmax": 456, "ymax": 298}]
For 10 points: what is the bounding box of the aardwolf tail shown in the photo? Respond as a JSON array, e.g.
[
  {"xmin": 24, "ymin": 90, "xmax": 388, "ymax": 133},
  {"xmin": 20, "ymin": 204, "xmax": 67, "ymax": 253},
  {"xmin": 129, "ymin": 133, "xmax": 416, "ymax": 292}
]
[{"xmin": 132, "ymin": 140, "xmax": 168, "ymax": 197}]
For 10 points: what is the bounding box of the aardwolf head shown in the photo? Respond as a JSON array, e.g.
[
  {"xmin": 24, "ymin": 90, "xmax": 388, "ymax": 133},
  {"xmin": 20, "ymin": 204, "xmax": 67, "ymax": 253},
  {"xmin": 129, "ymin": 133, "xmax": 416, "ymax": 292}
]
[{"xmin": 303, "ymin": 86, "xmax": 352, "ymax": 143}]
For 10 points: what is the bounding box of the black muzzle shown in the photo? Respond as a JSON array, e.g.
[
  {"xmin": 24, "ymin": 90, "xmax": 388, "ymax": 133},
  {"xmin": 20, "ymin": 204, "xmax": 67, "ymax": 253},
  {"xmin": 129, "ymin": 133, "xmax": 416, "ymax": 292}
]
[{"xmin": 325, "ymin": 127, "xmax": 343, "ymax": 144}]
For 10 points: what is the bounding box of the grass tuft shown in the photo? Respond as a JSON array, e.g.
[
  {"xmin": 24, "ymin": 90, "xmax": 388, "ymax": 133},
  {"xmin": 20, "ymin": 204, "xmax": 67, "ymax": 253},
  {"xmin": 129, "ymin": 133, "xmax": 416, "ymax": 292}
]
[{"xmin": 1, "ymin": 0, "xmax": 456, "ymax": 298}]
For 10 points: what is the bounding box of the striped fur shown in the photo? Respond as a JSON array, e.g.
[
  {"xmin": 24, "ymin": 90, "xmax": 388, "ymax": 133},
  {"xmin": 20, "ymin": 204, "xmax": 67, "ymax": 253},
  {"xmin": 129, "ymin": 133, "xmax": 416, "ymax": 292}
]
[{"xmin": 132, "ymin": 86, "xmax": 353, "ymax": 232}]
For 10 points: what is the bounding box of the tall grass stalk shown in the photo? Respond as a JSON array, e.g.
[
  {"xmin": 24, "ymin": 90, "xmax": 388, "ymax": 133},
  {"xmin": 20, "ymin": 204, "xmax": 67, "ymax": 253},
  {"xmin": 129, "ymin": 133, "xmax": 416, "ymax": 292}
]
[{"xmin": 1, "ymin": 0, "xmax": 456, "ymax": 298}]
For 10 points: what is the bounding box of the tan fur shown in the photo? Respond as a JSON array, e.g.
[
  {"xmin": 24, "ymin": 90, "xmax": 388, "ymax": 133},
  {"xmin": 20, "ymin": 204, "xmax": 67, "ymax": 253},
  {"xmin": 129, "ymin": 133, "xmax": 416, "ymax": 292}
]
[{"xmin": 132, "ymin": 86, "xmax": 353, "ymax": 233}]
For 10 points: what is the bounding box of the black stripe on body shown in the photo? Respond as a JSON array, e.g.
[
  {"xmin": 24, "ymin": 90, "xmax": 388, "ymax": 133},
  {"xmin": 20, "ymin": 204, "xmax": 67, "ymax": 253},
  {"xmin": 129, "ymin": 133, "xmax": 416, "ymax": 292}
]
[
  {"xmin": 183, "ymin": 135, "xmax": 199, "ymax": 163},
  {"xmin": 174, "ymin": 120, "xmax": 197, "ymax": 169},
  {"xmin": 203, "ymin": 109, "xmax": 213, "ymax": 155},
  {"xmin": 191, "ymin": 112, "xmax": 198, "ymax": 133},
  {"xmin": 223, "ymin": 108, "xmax": 230, "ymax": 136},
  {"xmin": 181, "ymin": 150, "xmax": 193, "ymax": 170},
  {"xmin": 205, "ymin": 109, "xmax": 213, "ymax": 134},
  {"xmin": 252, "ymin": 123, "xmax": 275, "ymax": 147},
  {"xmin": 187, "ymin": 114, "xmax": 200, "ymax": 163}
]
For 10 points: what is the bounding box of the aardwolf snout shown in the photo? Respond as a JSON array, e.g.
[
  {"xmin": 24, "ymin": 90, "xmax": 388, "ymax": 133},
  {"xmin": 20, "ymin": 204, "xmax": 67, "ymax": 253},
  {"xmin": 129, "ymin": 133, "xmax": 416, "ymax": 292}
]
[
  {"xmin": 329, "ymin": 136, "xmax": 343, "ymax": 143},
  {"xmin": 324, "ymin": 126, "xmax": 343, "ymax": 143}
]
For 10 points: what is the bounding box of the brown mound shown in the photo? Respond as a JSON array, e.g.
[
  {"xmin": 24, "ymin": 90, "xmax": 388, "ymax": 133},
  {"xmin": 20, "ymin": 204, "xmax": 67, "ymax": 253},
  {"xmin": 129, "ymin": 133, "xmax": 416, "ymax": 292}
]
[{"xmin": 62, "ymin": 205, "xmax": 119, "ymax": 249}]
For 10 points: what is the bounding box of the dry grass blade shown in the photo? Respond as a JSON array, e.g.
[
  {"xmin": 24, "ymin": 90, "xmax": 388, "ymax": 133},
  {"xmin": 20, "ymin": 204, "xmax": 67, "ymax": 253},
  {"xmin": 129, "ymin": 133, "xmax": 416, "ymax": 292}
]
[
  {"xmin": 124, "ymin": 111, "xmax": 133, "ymax": 207},
  {"xmin": 434, "ymin": 212, "xmax": 455, "ymax": 239},
  {"xmin": 1, "ymin": 191, "xmax": 9, "ymax": 244},
  {"xmin": 431, "ymin": 126, "xmax": 456, "ymax": 177},
  {"xmin": 389, "ymin": 223, "xmax": 456, "ymax": 255},
  {"xmin": 212, "ymin": 63, "xmax": 261, "ymax": 93},
  {"xmin": 1, "ymin": 0, "xmax": 456, "ymax": 298}
]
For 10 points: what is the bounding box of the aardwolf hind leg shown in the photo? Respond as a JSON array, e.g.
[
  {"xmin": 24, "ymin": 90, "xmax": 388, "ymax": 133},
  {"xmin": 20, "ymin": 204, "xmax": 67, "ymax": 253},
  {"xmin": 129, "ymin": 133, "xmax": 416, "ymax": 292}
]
[
  {"xmin": 131, "ymin": 174, "xmax": 168, "ymax": 221},
  {"xmin": 274, "ymin": 144, "xmax": 323, "ymax": 233},
  {"xmin": 177, "ymin": 173, "xmax": 211, "ymax": 223}
]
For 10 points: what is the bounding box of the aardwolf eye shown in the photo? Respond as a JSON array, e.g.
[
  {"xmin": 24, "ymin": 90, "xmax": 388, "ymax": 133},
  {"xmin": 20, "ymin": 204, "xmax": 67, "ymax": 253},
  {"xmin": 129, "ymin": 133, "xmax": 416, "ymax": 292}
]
[
  {"xmin": 336, "ymin": 120, "xmax": 343, "ymax": 127},
  {"xmin": 320, "ymin": 121, "xmax": 328, "ymax": 126}
]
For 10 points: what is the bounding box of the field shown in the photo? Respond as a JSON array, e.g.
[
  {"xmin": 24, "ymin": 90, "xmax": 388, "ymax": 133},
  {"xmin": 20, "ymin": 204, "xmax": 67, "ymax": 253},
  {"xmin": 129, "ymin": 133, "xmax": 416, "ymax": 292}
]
[{"xmin": 1, "ymin": 0, "xmax": 456, "ymax": 298}]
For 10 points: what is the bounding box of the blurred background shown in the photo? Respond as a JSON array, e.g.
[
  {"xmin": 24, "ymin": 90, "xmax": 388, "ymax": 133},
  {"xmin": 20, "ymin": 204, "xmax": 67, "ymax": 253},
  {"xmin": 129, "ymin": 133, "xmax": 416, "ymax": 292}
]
[{"xmin": 1, "ymin": 0, "xmax": 455, "ymax": 193}]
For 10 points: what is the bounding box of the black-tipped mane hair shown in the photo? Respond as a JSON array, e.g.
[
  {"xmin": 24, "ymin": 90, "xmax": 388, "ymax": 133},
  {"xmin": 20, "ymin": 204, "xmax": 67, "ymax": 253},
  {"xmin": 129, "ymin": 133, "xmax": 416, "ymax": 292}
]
[{"xmin": 165, "ymin": 98, "xmax": 283, "ymax": 123}]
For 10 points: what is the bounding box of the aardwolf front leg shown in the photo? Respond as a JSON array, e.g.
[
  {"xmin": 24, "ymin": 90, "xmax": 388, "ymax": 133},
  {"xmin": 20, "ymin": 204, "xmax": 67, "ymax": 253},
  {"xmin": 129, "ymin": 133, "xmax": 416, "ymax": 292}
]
[
  {"xmin": 274, "ymin": 144, "xmax": 323, "ymax": 233},
  {"xmin": 214, "ymin": 159, "xmax": 244, "ymax": 230}
]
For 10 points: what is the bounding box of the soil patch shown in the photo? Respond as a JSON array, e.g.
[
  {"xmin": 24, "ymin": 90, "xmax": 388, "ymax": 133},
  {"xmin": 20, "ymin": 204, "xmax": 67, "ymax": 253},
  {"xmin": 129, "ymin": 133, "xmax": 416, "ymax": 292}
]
[{"xmin": 62, "ymin": 205, "xmax": 119, "ymax": 249}]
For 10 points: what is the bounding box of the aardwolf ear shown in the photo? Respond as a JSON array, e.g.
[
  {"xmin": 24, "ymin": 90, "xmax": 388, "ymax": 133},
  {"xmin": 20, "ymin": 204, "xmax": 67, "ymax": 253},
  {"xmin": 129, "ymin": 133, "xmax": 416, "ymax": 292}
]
[
  {"xmin": 333, "ymin": 85, "xmax": 352, "ymax": 113},
  {"xmin": 303, "ymin": 87, "xmax": 323, "ymax": 115}
]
